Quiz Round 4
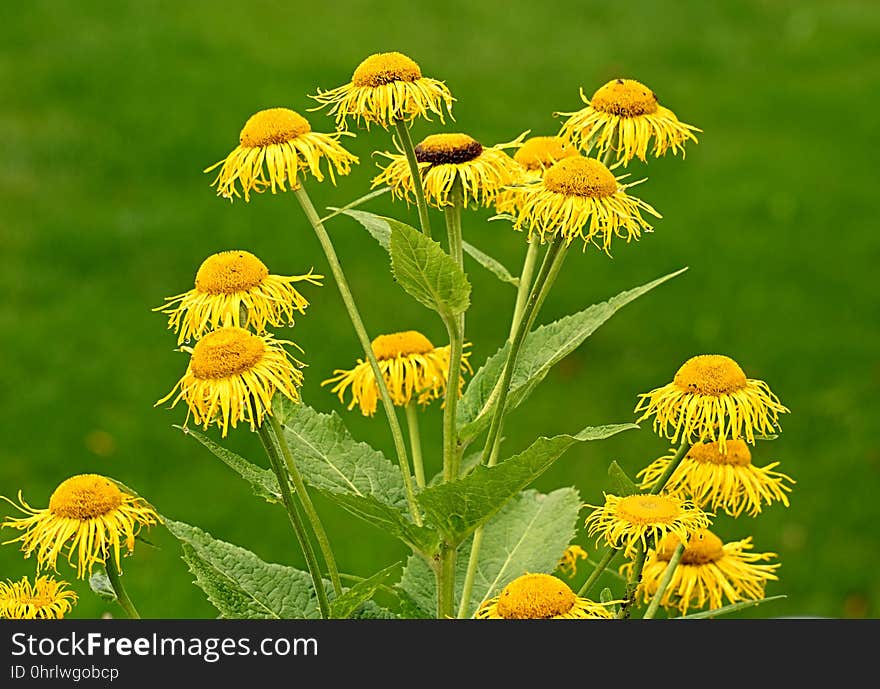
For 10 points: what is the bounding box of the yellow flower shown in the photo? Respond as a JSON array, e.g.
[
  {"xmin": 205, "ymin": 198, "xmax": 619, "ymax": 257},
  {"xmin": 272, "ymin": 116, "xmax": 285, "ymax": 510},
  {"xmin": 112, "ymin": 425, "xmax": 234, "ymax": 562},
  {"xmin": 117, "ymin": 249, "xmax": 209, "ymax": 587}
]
[
  {"xmin": 557, "ymin": 78, "xmax": 701, "ymax": 165},
  {"xmin": 156, "ymin": 326, "xmax": 304, "ymax": 437},
  {"xmin": 204, "ymin": 108, "xmax": 358, "ymax": 201},
  {"xmin": 475, "ymin": 573, "xmax": 616, "ymax": 619},
  {"xmin": 495, "ymin": 135, "xmax": 579, "ymax": 215},
  {"xmin": 634, "ymin": 354, "xmax": 790, "ymax": 452},
  {"xmin": 584, "ymin": 493, "xmax": 711, "ymax": 558},
  {"xmin": 638, "ymin": 439, "xmax": 795, "ymax": 518},
  {"xmin": 321, "ymin": 330, "xmax": 472, "ymax": 417},
  {"xmin": 154, "ymin": 250, "xmax": 323, "ymax": 345},
  {"xmin": 1, "ymin": 475, "xmax": 160, "ymax": 579},
  {"xmin": 310, "ymin": 51, "xmax": 455, "ymax": 130},
  {"xmin": 0, "ymin": 575, "xmax": 78, "ymax": 619},
  {"xmin": 623, "ymin": 529, "xmax": 779, "ymax": 616},
  {"xmin": 556, "ymin": 544, "xmax": 588, "ymax": 578},
  {"xmin": 373, "ymin": 132, "xmax": 525, "ymax": 208},
  {"xmin": 513, "ymin": 155, "xmax": 660, "ymax": 253}
]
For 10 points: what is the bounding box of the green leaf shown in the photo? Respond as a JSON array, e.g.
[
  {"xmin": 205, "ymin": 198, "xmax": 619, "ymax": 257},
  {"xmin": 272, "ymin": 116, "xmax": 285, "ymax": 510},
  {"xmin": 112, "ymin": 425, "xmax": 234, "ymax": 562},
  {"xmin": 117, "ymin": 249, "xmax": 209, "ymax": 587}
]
[
  {"xmin": 462, "ymin": 240, "xmax": 519, "ymax": 287},
  {"xmin": 399, "ymin": 488, "xmax": 582, "ymax": 617},
  {"xmin": 337, "ymin": 208, "xmax": 405, "ymax": 251},
  {"xmin": 390, "ymin": 221, "xmax": 471, "ymax": 319},
  {"xmin": 427, "ymin": 446, "xmax": 486, "ymax": 487},
  {"xmin": 417, "ymin": 424, "xmax": 636, "ymax": 545},
  {"xmin": 330, "ymin": 563, "xmax": 401, "ymax": 619},
  {"xmin": 321, "ymin": 187, "xmax": 391, "ymax": 223},
  {"xmin": 174, "ymin": 425, "xmax": 279, "ymax": 503},
  {"xmin": 278, "ymin": 402, "xmax": 408, "ymax": 511},
  {"xmin": 608, "ymin": 460, "xmax": 639, "ymax": 496},
  {"xmin": 316, "ymin": 490, "xmax": 439, "ymax": 555},
  {"xmin": 457, "ymin": 267, "xmax": 688, "ymax": 441},
  {"xmin": 88, "ymin": 568, "xmax": 116, "ymax": 602},
  {"xmin": 166, "ymin": 519, "xmax": 320, "ymax": 619},
  {"xmin": 349, "ymin": 601, "xmax": 398, "ymax": 619},
  {"xmin": 674, "ymin": 595, "xmax": 787, "ymax": 619}
]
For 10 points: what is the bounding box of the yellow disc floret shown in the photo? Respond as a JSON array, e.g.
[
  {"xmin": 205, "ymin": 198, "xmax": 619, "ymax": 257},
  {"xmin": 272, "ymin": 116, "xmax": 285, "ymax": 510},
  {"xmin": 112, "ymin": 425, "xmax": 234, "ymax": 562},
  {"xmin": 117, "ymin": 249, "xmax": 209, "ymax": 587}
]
[
  {"xmin": 590, "ymin": 79, "xmax": 659, "ymax": 117},
  {"xmin": 543, "ymin": 157, "xmax": 618, "ymax": 198},
  {"xmin": 0, "ymin": 576, "xmax": 78, "ymax": 619},
  {"xmin": 475, "ymin": 573, "xmax": 617, "ymax": 619},
  {"xmin": 371, "ymin": 331, "xmax": 435, "ymax": 360},
  {"xmin": 352, "ymin": 51, "xmax": 422, "ymax": 87},
  {"xmin": 673, "ymin": 355, "xmax": 748, "ymax": 396},
  {"xmin": 657, "ymin": 530, "xmax": 724, "ymax": 565},
  {"xmin": 513, "ymin": 136, "xmax": 578, "ymax": 171},
  {"xmin": 190, "ymin": 329, "xmax": 267, "ymax": 379},
  {"xmin": 194, "ymin": 251, "xmax": 269, "ymax": 294},
  {"xmin": 239, "ymin": 108, "xmax": 312, "ymax": 148},
  {"xmin": 48, "ymin": 475, "xmax": 124, "ymax": 520}
]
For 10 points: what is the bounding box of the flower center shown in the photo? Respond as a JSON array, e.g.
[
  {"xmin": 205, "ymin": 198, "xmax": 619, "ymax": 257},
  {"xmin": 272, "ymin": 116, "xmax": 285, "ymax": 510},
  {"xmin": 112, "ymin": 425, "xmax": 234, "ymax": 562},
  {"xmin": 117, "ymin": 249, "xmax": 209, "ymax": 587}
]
[
  {"xmin": 590, "ymin": 78, "xmax": 659, "ymax": 117},
  {"xmin": 495, "ymin": 573, "xmax": 577, "ymax": 619},
  {"xmin": 239, "ymin": 108, "xmax": 312, "ymax": 148},
  {"xmin": 687, "ymin": 439, "xmax": 752, "ymax": 467},
  {"xmin": 543, "ymin": 156, "xmax": 618, "ymax": 198},
  {"xmin": 514, "ymin": 136, "xmax": 578, "ymax": 171},
  {"xmin": 48, "ymin": 475, "xmax": 124, "ymax": 520},
  {"xmin": 414, "ymin": 133, "xmax": 483, "ymax": 165},
  {"xmin": 190, "ymin": 328, "xmax": 266, "ymax": 379},
  {"xmin": 371, "ymin": 331, "xmax": 435, "ymax": 361},
  {"xmin": 351, "ymin": 51, "xmax": 423, "ymax": 88},
  {"xmin": 673, "ymin": 355, "xmax": 748, "ymax": 396},
  {"xmin": 194, "ymin": 250, "xmax": 270, "ymax": 294},
  {"xmin": 657, "ymin": 530, "xmax": 724, "ymax": 565},
  {"xmin": 615, "ymin": 495, "xmax": 681, "ymax": 525}
]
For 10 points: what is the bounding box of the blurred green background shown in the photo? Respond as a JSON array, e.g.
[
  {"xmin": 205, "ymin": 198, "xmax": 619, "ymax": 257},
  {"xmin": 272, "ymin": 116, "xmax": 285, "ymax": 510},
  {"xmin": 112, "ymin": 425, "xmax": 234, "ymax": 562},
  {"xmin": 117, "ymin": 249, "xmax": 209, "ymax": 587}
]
[{"xmin": 2, "ymin": 0, "xmax": 878, "ymax": 619}]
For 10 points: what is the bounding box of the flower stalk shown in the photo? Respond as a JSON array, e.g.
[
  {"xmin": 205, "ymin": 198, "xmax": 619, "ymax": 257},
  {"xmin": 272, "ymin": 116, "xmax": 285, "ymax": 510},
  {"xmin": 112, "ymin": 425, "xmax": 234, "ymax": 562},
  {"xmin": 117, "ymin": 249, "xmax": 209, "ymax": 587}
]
[
  {"xmin": 105, "ymin": 558, "xmax": 140, "ymax": 619},
  {"xmin": 405, "ymin": 402, "xmax": 426, "ymax": 489},
  {"xmin": 394, "ymin": 119, "xmax": 432, "ymax": 238},
  {"xmin": 643, "ymin": 542, "xmax": 685, "ymax": 619}
]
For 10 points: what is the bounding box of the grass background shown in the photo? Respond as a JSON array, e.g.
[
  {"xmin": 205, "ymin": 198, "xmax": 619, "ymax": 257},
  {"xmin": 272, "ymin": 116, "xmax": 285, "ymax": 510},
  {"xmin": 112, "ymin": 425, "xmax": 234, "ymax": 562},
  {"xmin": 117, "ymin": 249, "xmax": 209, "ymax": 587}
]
[{"xmin": 2, "ymin": 0, "xmax": 878, "ymax": 619}]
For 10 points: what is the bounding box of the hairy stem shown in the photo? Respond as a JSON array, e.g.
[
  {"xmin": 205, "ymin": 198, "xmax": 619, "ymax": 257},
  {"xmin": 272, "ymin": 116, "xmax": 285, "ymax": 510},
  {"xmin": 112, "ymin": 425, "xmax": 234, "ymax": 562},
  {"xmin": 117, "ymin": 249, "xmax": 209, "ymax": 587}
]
[
  {"xmin": 509, "ymin": 240, "xmax": 540, "ymax": 339},
  {"xmin": 577, "ymin": 547, "xmax": 618, "ymax": 597},
  {"xmin": 105, "ymin": 557, "xmax": 140, "ymax": 619},
  {"xmin": 436, "ymin": 542, "xmax": 457, "ymax": 619},
  {"xmin": 618, "ymin": 544, "xmax": 647, "ymax": 619},
  {"xmin": 405, "ymin": 402, "xmax": 426, "ymax": 489},
  {"xmin": 293, "ymin": 183, "xmax": 421, "ymax": 525},
  {"xmin": 643, "ymin": 542, "xmax": 684, "ymax": 619},
  {"xmin": 394, "ymin": 119, "xmax": 432, "ymax": 238},
  {"xmin": 649, "ymin": 439, "xmax": 690, "ymax": 494}
]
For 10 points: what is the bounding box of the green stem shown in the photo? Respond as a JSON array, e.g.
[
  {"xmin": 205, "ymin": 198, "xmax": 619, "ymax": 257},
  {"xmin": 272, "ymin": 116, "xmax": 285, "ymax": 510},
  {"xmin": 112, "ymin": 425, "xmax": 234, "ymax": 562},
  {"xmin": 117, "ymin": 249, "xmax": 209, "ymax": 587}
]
[
  {"xmin": 394, "ymin": 119, "xmax": 432, "ymax": 238},
  {"xmin": 269, "ymin": 415, "xmax": 342, "ymax": 596},
  {"xmin": 436, "ymin": 543, "xmax": 457, "ymax": 619},
  {"xmin": 293, "ymin": 183, "xmax": 422, "ymax": 526},
  {"xmin": 577, "ymin": 547, "xmax": 618, "ymax": 597},
  {"xmin": 405, "ymin": 402, "xmax": 426, "ymax": 489},
  {"xmin": 526, "ymin": 241, "xmax": 569, "ymax": 332},
  {"xmin": 509, "ymin": 239, "xmax": 539, "ymax": 339},
  {"xmin": 442, "ymin": 178, "xmax": 465, "ymax": 481},
  {"xmin": 650, "ymin": 439, "xmax": 690, "ymax": 494},
  {"xmin": 456, "ymin": 528, "xmax": 483, "ymax": 618},
  {"xmin": 643, "ymin": 543, "xmax": 684, "ymax": 619},
  {"xmin": 257, "ymin": 422, "xmax": 331, "ymax": 618},
  {"xmin": 617, "ymin": 543, "xmax": 647, "ymax": 619},
  {"xmin": 105, "ymin": 558, "xmax": 140, "ymax": 619}
]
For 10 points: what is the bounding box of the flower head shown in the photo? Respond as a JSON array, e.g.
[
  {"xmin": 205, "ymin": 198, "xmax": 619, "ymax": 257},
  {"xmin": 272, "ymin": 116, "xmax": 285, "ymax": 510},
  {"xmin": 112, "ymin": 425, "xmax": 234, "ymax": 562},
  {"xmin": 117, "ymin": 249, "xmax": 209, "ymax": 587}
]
[
  {"xmin": 205, "ymin": 108, "xmax": 358, "ymax": 201},
  {"xmin": 156, "ymin": 326, "xmax": 304, "ymax": 437},
  {"xmin": 1, "ymin": 475, "xmax": 160, "ymax": 579},
  {"xmin": 321, "ymin": 330, "xmax": 471, "ymax": 416},
  {"xmin": 634, "ymin": 354, "xmax": 789, "ymax": 451},
  {"xmin": 310, "ymin": 51, "xmax": 455, "ymax": 130},
  {"xmin": 623, "ymin": 529, "xmax": 780, "ymax": 615},
  {"xmin": 638, "ymin": 439, "xmax": 795, "ymax": 517},
  {"xmin": 0, "ymin": 575, "xmax": 78, "ymax": 619},
  {"xmin": 556, "ymin": 544, "xmax": 588, "ymax": 578},
  {"xmin": 513, "ymin": 155, "xmax": 660, "ymax": 253},
  {"xmin": 557, "ymin": 78, "xmax": 701, "ymax": 165},
  {"xmin": 495, "ymin": 135, "xmax": 579, "ymax": 215},
  {"xmin": 373, "ymin": 132, "xmax": 525, "ymax": 208},
  {"xmin": 154, "ymin": 250, "xmax": 323, "ymax": 344},
  {"xmin": 475, "ymin": 573, "xmax": 616, "ymax": 619},
  {"xmin": 584, "ymin": 493, "xmax": 711, "ymax": 558}
]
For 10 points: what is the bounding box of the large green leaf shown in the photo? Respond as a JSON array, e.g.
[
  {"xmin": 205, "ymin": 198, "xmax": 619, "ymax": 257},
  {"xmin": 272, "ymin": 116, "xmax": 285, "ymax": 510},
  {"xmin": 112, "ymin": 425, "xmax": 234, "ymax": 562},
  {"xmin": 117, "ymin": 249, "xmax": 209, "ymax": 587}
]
[
  {"xmin": 417, "ymin": 424, "xmax": 636, "ymax": 545},
  {"xmin": 390, "ymin": 221, "xmax": 471, "ymax": 319},
  {"xmin": 337, "ymin": 208, "xmax": 400, "ymax": 251},
  {"xmin": 462, "ymin": 240, "xmax": 519, "ymax": 287},
  {"xmin": 166, "ymin": 519, "xmax": 319, "ymax": 619},
  {"xmin": 174, "ymin": 425, "xmax": 279, "ymax": 503},
  {"xmin": 330, "ymin": 563, "xmax": 400, "ymax": 619},
  {"xmin": 278, "ymin": 402, "xmax": 407, "ymax": 511},
  {"xmin": 399, "ymin": 488, "xmax": 582, "ymax": 617},
  {"xmin": 457, "ymin": 267, "xmax": 688, "ymax": 441}
]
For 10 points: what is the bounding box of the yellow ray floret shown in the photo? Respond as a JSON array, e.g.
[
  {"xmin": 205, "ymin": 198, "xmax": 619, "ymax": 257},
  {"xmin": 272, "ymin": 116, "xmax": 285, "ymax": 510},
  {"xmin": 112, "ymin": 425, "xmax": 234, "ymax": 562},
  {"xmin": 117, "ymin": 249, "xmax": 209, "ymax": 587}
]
[
  {"xmin": 0, "ymin": 575, "xmax": 78, "ymax": 619},
  {"xmin": 156, "ymin": 326, "xmax": 304, "ymax": 437},
  {"xmin": 556, "ymin": 544, "xmax": 588, "ymax": 578},
  {"xmin": 622, "ymin": 530, "xmax": 779, "ymax": 616},
  {"xmin": 154, "ymin": 250, "xmax": 323, "ymax": 344},
  {"xmin": 373, "ymin": 132, "xmax": 525, "ymax": 208},
  {"xmin": 310, "ymin": 51, "xmax": 455, "ymax": 130},
  {"xmin": 495, "ymin": 135, "xmax": 579, "ymax": 215},
  {"xmin": 584, "ymin": 493, "xmax": 712, "ymax": 559},
  {"xmin": 638, "ymin": 439, "xmax": 794, "ymax": 517},
  {"xmin": 321, "ymin": 330, "xmax": 472, "ymax": 416},
  {"xmin": 557, "ymin": 78, "xmax": 701, "ymax": 165},
  {"xmin": 205, "ymin": 108, "xmax": 358, "ymax": 201},
  {"xmin": 475, "ymin": 573, "xmax": 618, "ymax": 619},
  {"xmin": 635, "ymin": 354, "xmax": 789, "ymax": 452},
  {"xmin": 513, "ymin": 155, "xmax": 660, "ymax": 253},
  {"xmin": 1, "ymin": 475, "xmax": 160, "ymax": 579}
]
